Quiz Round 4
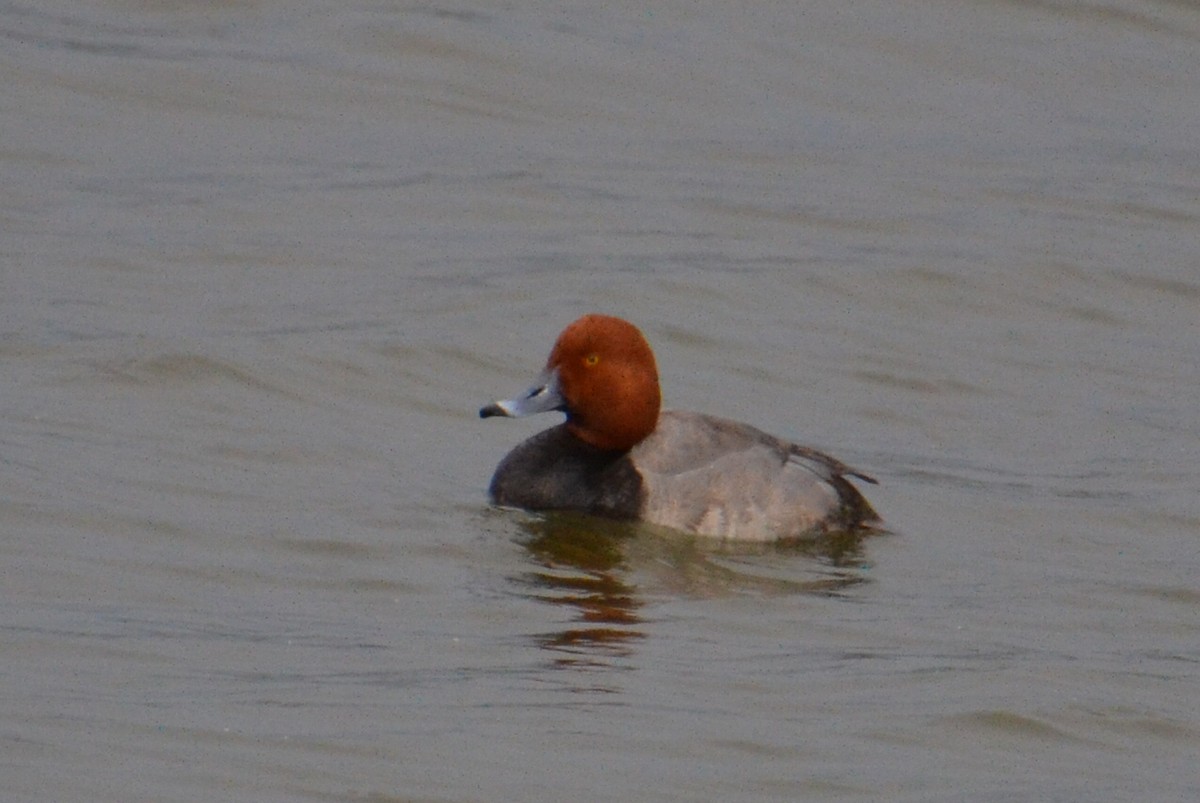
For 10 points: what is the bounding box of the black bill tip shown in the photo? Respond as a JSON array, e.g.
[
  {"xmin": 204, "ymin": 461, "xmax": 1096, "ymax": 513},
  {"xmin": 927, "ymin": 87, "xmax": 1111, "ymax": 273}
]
[{"xmin": 479, "ymin": 402, "xmax": 506, "ymax": 419}]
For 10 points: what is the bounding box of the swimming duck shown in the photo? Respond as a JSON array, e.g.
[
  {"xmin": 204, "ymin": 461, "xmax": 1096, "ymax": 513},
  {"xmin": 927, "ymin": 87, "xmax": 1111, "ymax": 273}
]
[{"xmin": 481, "ymin": 314, "xmax": 879, "ymax": 540}]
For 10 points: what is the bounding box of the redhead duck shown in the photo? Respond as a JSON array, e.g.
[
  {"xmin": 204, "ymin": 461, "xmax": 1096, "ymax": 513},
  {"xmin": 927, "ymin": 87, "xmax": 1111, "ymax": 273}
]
[{"xmin": 480, "ymin": 314, "xmax": 880, "ymax": 541}]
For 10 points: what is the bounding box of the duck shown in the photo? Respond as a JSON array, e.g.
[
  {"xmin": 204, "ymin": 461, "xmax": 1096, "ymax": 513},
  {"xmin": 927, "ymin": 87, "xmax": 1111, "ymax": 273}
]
[{"xmin": 480, "ymin": 314, "xmax": 879, "ymax": 541}]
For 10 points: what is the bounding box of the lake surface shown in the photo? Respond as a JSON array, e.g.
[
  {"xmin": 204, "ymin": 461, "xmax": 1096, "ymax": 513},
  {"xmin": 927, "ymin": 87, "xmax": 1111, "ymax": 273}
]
[{"xmin": 4, "ymin": 1, "xmax": 1199, "ymax": 800}]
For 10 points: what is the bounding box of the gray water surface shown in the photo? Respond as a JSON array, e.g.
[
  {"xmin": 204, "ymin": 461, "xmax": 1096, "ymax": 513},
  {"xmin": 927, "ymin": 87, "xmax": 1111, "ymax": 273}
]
[{"xmin": 4, "ymin": 2, "xmax": 1199, "ymax": 801}]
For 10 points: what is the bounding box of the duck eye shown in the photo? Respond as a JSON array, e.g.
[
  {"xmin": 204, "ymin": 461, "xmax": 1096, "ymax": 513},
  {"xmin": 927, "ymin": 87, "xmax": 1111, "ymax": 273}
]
[{"xmin": 585, "ymin": 354, "xmax": 600, "ymax": 366}]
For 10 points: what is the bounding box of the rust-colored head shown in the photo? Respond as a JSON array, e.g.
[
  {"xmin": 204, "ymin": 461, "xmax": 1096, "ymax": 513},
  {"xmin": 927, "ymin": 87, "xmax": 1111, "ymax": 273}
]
[
  {"xmin": 481, "ymin": 314, "xmax": 662, "ymax": 451},
  {"xmin": 544, "ymin": 314, "xmax": 661, "ymax": 451}
]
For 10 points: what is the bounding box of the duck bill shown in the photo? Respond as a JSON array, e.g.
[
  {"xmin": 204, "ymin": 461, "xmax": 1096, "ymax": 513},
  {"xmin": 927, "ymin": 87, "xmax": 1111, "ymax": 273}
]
[{"xmin": 480, "ymin": 368, "xmax": 565, "ymax": 419}]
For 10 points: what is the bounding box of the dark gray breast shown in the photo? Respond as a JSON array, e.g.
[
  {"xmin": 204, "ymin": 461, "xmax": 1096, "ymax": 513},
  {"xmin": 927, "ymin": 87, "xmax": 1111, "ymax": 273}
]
[{"xmin": 487, "ymin": 424, "xmax": 645, "ymax": 519}]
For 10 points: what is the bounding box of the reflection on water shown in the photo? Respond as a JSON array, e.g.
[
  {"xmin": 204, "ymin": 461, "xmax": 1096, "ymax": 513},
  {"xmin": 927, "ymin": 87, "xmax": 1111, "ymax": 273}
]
[
  {"xmin": 518, "ymin": 514, "xmax": 646, "ymax": 668},
  {"xmin": 515, "ymin": 512, "xmax": 880, "ymax": 667}
]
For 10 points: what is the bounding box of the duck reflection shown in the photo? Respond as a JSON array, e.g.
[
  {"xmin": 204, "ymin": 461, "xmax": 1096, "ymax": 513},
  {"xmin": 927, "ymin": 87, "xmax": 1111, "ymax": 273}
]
[
  {"xmin": 624, "ymin": 525, "xmax": 874, "ymax": 601},
  {"xmin": 517, "ymin": 513, "xmax": 646, "ymax": 667},
  {"xmin": 515, "ymin": 513, "xmax": 880, "ymax": 669}
]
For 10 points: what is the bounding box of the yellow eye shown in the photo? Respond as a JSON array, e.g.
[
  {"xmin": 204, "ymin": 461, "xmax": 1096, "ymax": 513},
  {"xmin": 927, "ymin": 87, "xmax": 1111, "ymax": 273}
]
[{"xmin": 585, "ymin": 354, "xmax": 600, "ymax": 366}]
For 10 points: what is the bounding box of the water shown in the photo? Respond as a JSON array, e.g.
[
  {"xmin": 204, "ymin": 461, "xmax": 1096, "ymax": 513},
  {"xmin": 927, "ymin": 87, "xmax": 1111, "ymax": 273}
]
[{"xmin": 4, "ymin": 1, "xmax": 1199, "ymax": 800}]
